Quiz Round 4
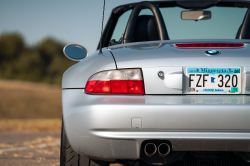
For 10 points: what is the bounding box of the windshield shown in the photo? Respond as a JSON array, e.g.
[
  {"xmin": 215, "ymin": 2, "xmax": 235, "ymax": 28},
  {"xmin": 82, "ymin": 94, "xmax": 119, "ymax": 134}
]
[{"xmin": 111, "ymin": 6, "xmax": 248, "ymax": 41}]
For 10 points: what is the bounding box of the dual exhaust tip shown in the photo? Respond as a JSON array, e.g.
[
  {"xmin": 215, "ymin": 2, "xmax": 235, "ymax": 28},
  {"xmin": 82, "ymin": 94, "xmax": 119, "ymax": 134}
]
[{"xmin": 144, "ymin": 143, "xmax": 170, "ymax": 157}]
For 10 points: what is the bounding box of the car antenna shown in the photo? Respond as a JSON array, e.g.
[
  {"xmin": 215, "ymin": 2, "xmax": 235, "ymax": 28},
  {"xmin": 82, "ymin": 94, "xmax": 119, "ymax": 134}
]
[{"xmin": 99, "ymin": 0, "xmax": 105, "ymax": 55}]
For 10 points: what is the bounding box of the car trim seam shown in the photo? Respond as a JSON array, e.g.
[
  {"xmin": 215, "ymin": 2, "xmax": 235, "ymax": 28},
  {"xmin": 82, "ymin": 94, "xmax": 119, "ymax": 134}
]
[{"xmin": 108, "ymin": 47, "xmax": 118, "ymax": 69}]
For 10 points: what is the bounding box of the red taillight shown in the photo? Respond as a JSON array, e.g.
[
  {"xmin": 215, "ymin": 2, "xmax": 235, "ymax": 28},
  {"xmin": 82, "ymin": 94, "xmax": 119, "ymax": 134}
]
[
  {"xmin": 85, "ymin": 69, "xmax": 144, "ymax": 95},
  {"xmin": 93, "ymin": 80, "xmax": 111, "ymax": 93},
  {"xmin": 175, "ymin": 43, "xmax": 244, "ymax": 49},
  {"xmin": 128, "ymin": 80, "xmax": 144, "ymax": 94},
  {"xmin": 111, "ymin": 80, "xmax": 128, "ymax": 93}
]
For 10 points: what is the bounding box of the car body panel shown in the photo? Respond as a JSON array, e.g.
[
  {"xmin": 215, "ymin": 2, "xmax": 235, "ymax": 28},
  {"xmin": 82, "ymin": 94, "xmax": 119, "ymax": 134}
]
[
  {"xmin": 142, "ymin": 67, "xmax": 183, "ymax": 94},
  {"xmin": 62, "ymin": 89, "xmax": 250, "ymax": 159},
  {"xmin": 108, "ymin": 39, "xmax": 250, "ymax": 94},
  {"xmin": 109, "ymin": 39, "xmax": 250, "ymax": 69},
  {"xmin": 62, "ymin": 0, "xmax": 250, "ymax": 162},
  {"xmin": 245, "ymin": 67, "xmax": 250, "ymax": 93},
  {"xmin": 62, "ymin": 48, "xmax": 116, "ymax": 89}
]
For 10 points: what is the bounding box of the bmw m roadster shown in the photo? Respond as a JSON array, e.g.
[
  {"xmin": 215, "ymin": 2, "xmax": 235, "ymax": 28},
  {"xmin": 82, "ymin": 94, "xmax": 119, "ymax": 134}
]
[{"xmin": 61, "ymin": 0, "xmax": 250, "ymax": 165}]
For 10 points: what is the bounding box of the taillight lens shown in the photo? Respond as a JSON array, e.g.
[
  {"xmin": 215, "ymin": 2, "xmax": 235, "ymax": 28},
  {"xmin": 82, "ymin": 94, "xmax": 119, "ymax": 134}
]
[
  {"xmin": 175, "ymin": 43, "xmax": 244, "ymax": 49},
  {"xmin": 85, "ymin": 69, "xmax": 144, "ymax": 94}
]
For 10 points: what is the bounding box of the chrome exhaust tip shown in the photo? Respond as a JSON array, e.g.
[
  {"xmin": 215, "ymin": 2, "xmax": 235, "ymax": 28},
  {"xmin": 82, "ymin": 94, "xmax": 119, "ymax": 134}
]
[
  {"xmin": 144, "ymin": 143, "xmax": 157, "ymax": 157},
  {"xmin": 158, "ymin": 143, "xmax": 170, "ymax": 157}
]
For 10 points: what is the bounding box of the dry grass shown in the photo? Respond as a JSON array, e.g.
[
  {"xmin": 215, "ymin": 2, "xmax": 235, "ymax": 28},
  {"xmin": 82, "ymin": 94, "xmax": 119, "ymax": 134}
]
[
  {"xmin": 0, "ymin": 119, "xmax": 61, "ymax": 132},
  {"xmin": 0, "ymin": 79, "xmax": 62, "ymax": 119}
]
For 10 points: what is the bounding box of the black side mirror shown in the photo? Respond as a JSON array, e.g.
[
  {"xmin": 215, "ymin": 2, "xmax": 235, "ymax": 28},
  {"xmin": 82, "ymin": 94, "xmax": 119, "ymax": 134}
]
[{"xmin": 63, "ymin": 44, "xmax": 88, "ymax": 61}]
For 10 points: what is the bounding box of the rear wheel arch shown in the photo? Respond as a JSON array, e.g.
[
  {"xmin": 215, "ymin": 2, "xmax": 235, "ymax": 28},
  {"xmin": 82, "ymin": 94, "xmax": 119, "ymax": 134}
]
[{"xmin": 60, "ymin": 118, "xmax": 109, "ymax": 166}]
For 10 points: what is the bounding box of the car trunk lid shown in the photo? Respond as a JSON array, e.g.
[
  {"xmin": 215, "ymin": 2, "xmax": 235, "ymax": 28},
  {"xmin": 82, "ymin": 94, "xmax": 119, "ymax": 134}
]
[{"xmin": 108, "ymin": 39, "xmax": 250, "ymax": 94}]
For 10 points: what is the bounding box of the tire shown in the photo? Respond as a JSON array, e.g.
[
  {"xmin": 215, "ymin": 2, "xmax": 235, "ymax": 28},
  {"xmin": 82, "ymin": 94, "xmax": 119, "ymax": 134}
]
[{"xmin": 60, "ymin": 118, "xmax": 109, "ymax": 166}]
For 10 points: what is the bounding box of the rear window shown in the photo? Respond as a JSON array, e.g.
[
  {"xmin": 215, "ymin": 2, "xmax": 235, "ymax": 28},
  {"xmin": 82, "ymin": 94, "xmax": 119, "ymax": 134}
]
[{"xmin": 111, "ymin": 6, "xmax": 248, "ymax": 41}]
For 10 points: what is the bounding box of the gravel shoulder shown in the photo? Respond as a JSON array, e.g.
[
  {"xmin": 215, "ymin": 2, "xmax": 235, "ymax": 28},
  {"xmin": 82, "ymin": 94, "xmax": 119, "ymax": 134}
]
[{"xmin": 0, "ymin": 131, "xmax": 60, "ymax": 166}]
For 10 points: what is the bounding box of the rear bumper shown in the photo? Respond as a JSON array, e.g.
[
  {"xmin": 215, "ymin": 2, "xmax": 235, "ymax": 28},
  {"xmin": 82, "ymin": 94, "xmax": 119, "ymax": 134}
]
[{"xmin": 62, "ymin": 89, "xmax": 250, "ymax": 160}]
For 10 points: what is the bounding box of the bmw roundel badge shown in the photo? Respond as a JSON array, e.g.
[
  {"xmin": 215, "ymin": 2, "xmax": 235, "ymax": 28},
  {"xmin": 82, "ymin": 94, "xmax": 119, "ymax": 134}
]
[{"xmin": 205, "ymin": 50, "xmax": 221, "ymax": 56}]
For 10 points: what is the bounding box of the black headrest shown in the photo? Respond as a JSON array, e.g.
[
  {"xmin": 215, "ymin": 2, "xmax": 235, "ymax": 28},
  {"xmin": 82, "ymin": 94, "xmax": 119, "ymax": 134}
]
[{"xmin": 133, "ymin": 15, "xmax": 160, "ymax": 42}]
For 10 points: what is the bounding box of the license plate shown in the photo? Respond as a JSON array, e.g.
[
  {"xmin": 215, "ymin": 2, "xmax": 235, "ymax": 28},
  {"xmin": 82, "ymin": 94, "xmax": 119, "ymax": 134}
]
[{"xmin": 186, "ymin": 67, "xmax": 241, "ymax": 94}]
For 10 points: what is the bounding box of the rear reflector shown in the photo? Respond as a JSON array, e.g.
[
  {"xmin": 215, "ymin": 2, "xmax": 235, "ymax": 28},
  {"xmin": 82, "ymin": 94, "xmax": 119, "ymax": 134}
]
[
  {"xmin": 175, "ymin": 43, "xmax": 244, "ymax": 49},
  {"xmin": 85, "ymin": 69, "xmax": 144, "ymax": 94}
]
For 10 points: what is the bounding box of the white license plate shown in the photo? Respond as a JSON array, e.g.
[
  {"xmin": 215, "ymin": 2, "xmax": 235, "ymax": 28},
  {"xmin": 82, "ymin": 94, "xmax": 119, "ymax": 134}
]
[{"xmin": 186, "ymin": 67, "xmax": 241, "ymax": 94}]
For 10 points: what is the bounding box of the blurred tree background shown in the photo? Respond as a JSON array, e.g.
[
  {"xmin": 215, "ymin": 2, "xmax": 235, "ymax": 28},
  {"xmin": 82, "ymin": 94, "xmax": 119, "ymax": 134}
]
[
  {"xmin": 0, "ymin": 32, "xmax": 76, "ymax": 121},
  {"xmin": 0, "ymin": 32, "xmax": 75, "ymax": 85}
]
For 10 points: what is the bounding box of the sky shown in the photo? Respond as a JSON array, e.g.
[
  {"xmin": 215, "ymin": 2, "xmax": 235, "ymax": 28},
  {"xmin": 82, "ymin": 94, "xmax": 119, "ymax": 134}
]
[
  {"xmin": 0, "ymin": 0, "xmax": 248, "ymax": 55},
  {"xmin": 0, "ymin": 0, "xmax": 138, "ymax": 54}
]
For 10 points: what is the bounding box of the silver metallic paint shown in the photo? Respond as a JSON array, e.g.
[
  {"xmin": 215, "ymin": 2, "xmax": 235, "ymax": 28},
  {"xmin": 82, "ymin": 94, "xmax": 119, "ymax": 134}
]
[
  {"xmin": 109, "ymin": 39, "xmax": 250, "ymax": 94},
  {"xmin": 109, "ymin": 39, "xmax": 250, "ymax": 69},
  {"xmin": 62, "ymin": 89, "xmax": 250, "ymax": 159},
  {"xmin": 245, "ymin": 67, "xmax": 250, "ymax": 90},
  {"xmin": 62, "ymin": 39, "xmax": 250, "ymax": 160},
  {"xmin": 62, "ymin": 40, "xmax": 250, "ymax": 90},
  {"xmin": 143, "ymin": 67, "xmax": 182, "ymax": 94},
  {"xmin": 62, "ymin": 48, "xmax": 116, "ymax": 89},
  {"xmin": 164, "ymin": 71, "xmax": 182, "ymax": 89}
]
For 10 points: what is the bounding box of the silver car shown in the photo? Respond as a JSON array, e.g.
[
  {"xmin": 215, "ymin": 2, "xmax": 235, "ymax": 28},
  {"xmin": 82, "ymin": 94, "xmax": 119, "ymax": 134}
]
[{"xmin": 60, "ymin": 0, "xmax": 250, "ymax": 165}]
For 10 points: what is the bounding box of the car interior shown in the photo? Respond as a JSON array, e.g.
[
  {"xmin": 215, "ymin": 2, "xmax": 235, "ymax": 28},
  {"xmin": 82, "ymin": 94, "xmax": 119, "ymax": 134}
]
[{"xmin": 102, "ymin": 1, "xmax": 250, "ymax": 48}]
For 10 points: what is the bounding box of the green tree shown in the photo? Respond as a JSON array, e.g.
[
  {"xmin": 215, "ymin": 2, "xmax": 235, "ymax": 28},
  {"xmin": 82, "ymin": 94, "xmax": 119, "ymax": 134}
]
[
  {"xmin": 0, "ymin": 33, "xmax": 76, "ymax": 85},
  {"xmin": 0, "ymin": 33, "xmax": 24, "ymax": 61}
]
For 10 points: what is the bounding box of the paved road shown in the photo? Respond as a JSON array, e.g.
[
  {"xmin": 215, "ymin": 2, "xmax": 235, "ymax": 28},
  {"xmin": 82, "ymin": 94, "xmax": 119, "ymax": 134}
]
[
  {"xmin": 0, "ymin": 132, "xmax": 60, "ymax": 166},
  {"xmin": 1, "ymin": 132, "xmax": 249, "ymax": 166}
]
